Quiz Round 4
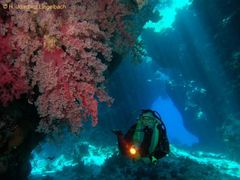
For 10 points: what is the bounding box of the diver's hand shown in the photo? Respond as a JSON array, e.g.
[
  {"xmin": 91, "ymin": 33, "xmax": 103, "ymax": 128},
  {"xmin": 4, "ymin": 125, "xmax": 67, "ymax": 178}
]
[
  {"xmin": 141, "ymin": 156, "xmax": 158, "ymax": 164},
  {"xmin": 151, "ymin": 156, "xmax": 157, "ymax": 164}
]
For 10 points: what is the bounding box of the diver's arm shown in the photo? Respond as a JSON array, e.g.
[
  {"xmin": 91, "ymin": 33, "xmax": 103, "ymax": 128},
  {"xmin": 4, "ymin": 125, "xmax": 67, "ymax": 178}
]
[
  {"xmin": 152, "ymin": 124, "xmax": 170, "ymax": 159},
  {"xmin": 124, "ymin": 124, "xmax": 137, "ymax": 141}
]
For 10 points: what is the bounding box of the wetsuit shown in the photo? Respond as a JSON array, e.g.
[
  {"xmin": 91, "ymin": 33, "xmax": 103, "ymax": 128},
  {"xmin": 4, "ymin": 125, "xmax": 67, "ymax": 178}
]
[{"xmin": 117, "ymin": 123, "xmax": 170, "ymax": 159}]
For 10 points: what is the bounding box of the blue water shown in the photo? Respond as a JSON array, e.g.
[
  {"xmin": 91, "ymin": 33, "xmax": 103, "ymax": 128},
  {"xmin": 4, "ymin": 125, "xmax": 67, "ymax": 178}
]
[
  {"xmin": 151, "ymin": 96, "xmax": 199, "ymax": 146},
  {"xmin": 28, "ymin": 0, "xmax": 240, "ymax": 179}
]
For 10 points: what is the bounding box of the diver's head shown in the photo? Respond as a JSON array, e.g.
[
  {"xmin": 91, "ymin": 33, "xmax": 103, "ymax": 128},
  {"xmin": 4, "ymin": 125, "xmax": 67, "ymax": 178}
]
[{"xmin": 139, "ymin": 110, "xmax": 158, "ymax": 127}]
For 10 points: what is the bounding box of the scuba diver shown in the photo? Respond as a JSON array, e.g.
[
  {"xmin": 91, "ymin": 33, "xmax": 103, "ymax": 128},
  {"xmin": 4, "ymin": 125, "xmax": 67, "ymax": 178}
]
[{"xmin": 112, "ymin": 109, "xmax": 170, "ymax": 164}]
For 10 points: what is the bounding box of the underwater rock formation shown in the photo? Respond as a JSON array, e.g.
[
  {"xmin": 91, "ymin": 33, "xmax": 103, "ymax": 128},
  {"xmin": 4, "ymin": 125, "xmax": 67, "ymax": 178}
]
[
  {"xmin": 0, "ymin": 0, "xmax": 158, "ymax": 178},
  {"xmin": 97, "ymin": 154, "xmax": 236, "ymax": 180},
  {"xmin": 143, "ymin": 0, "xmax": 240, "ymax": 159},
  {"xmin": 191, "ymin": 0, "xmax": 240, "ymax": 160},
  {"xmin": 0, "ymin": 99, "xmax": 43, "ymax": 179},
  {"xmin": 29, "ymin": 150, "xmax": 238, "ymax": 180},
  {"xmin": 0, "ymin": 0, "xmax": 158, "ymax": 132}
]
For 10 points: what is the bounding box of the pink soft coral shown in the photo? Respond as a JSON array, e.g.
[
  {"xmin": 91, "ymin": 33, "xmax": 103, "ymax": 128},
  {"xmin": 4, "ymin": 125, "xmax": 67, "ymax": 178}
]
[
  {"xmin": 0, "ymin": 0, "xmax": 130, "ymax": 133},
  {"xmin": 32, "ymin": 20, "xmax": 114, "ymax": 132},
  {"xmin": 0, "ymin": 33, "xmax": 29, "ymax": 106}
]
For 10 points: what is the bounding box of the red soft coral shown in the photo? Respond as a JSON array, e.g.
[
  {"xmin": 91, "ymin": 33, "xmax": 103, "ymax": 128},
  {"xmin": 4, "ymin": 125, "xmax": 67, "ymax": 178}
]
[
  {"xmin": 0, "ymin": 34, "xmax": 29, "ymax": 106},
  {"xmin": 33, "ymin": 37, "xmax": 113, "ymax": 132},
  {"xmin": 1, "ymin": 0, "xmax": 129, "ymax": 133}
]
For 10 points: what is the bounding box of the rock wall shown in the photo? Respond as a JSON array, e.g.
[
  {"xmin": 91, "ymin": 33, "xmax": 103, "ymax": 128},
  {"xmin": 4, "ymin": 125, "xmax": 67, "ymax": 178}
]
[{"xmin": 143, "ymin": 0, "xmax": 240, "ymax": 158}]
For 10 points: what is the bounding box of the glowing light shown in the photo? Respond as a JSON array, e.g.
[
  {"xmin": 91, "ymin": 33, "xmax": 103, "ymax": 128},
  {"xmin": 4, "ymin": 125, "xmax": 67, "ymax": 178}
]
[
  {"xmin": 144, "ymin": 0, "xmax": 192, "ymax": 32},
  {"xmin": 129, "ymin": 147, "xmax": 137, "ymax": 155}
]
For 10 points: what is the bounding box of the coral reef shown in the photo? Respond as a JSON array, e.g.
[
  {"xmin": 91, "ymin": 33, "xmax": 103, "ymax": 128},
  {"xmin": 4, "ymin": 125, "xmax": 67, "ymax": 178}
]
[
  {"xmin": 29, "ymin": 149, "xmax": 238, "ymax": 180},
  {"xmin": 97, "ymin": 154, "xmax": 236, "ymax": 180},
  {"xmin": 0, "ymin": 0, "xmax": 159, "ymax": 178},
  {"xmin": 0, "ymin": 0, "xmax": 133, "ymax": 132},
  {"xmin": 0, "ymin": 0, "xmax": 159, "ymax": 133},
  {"xmin": 0, "ymin": 32, "xmax": 29, "ymax": 106}
]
